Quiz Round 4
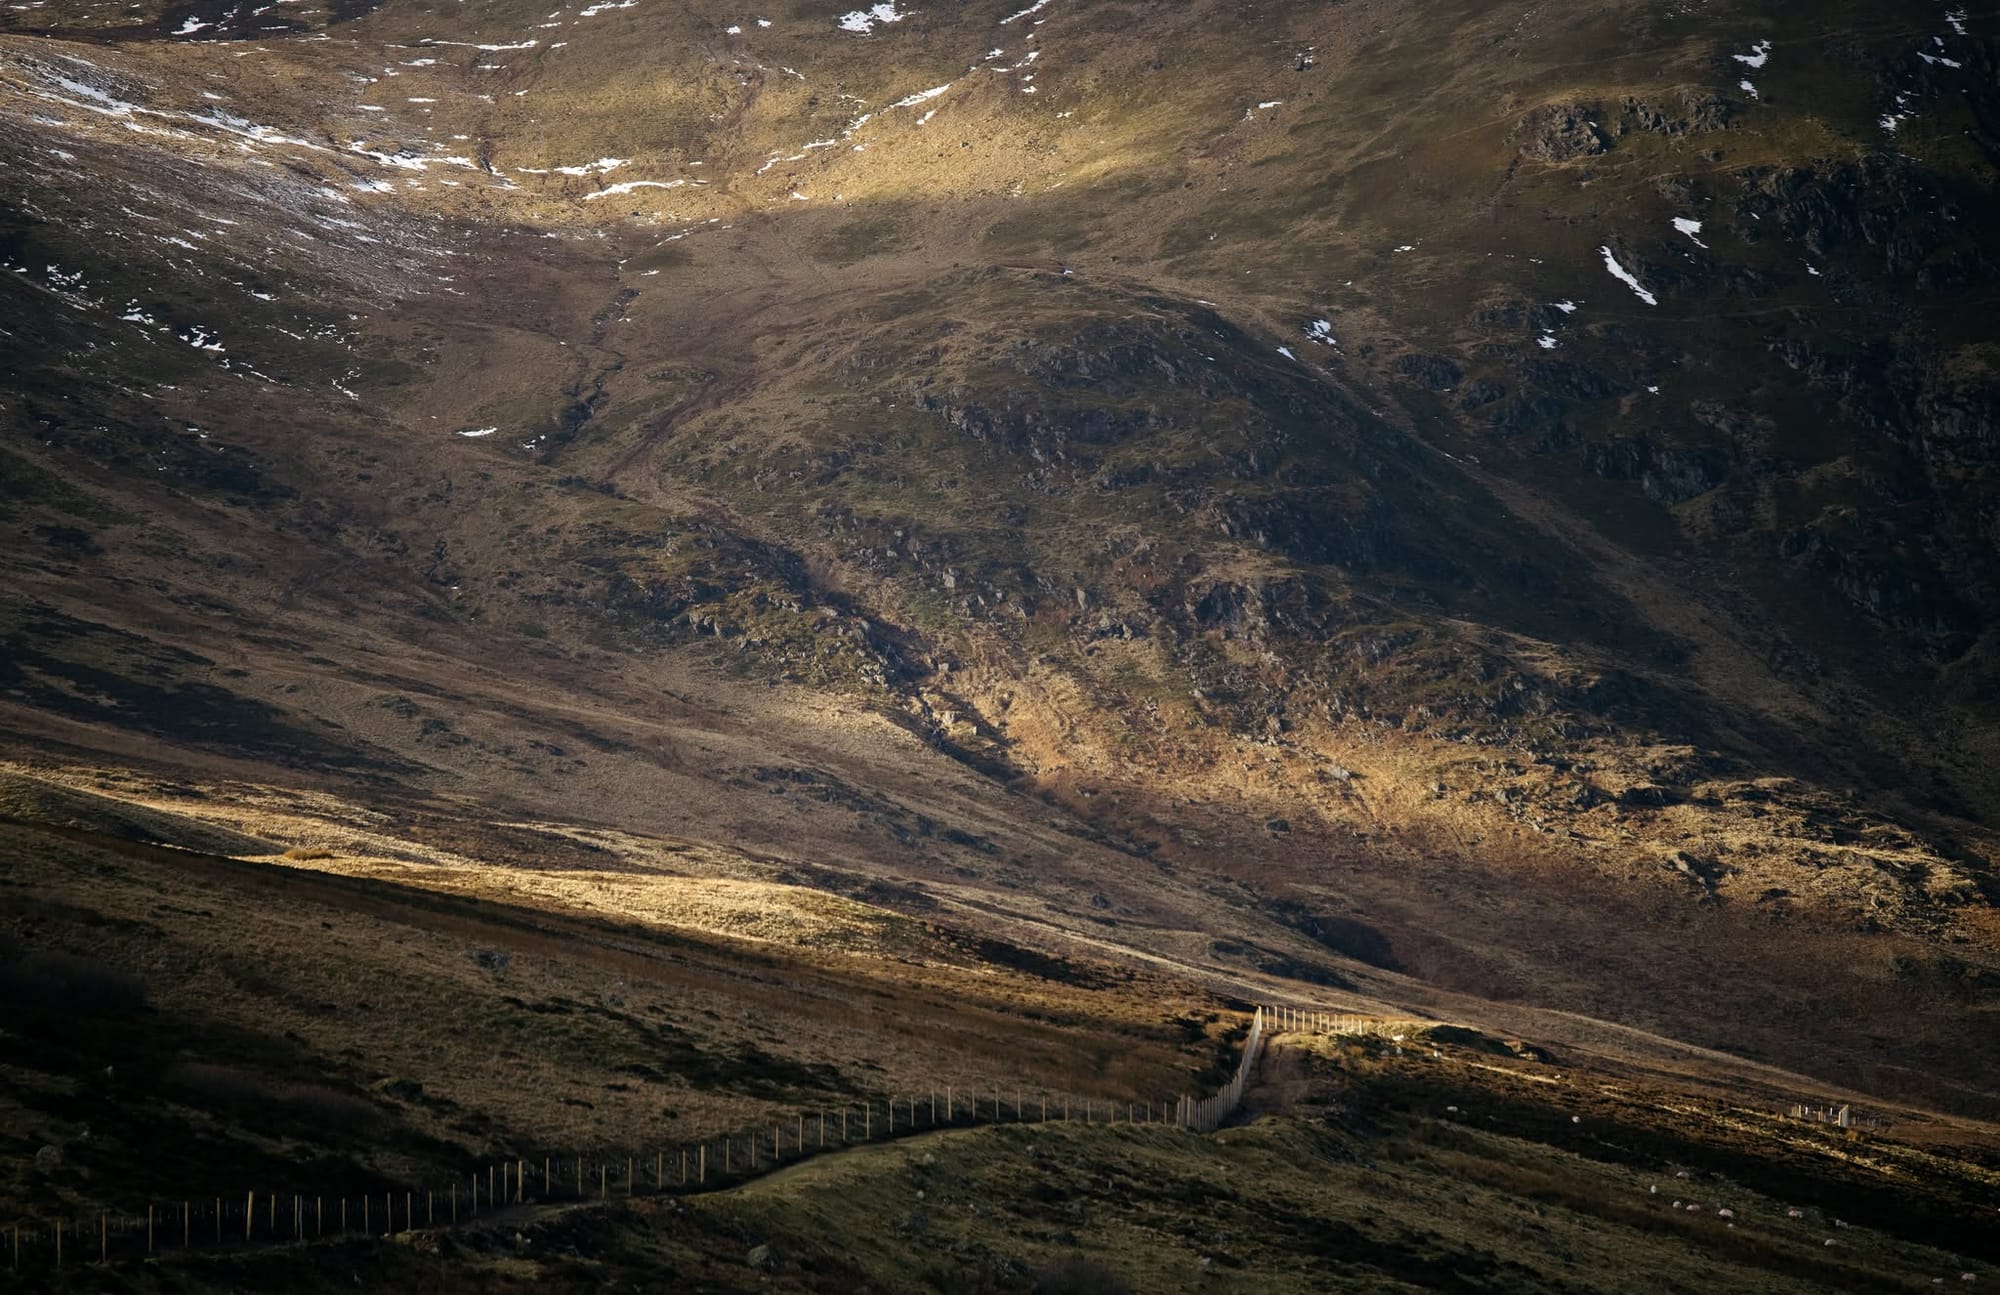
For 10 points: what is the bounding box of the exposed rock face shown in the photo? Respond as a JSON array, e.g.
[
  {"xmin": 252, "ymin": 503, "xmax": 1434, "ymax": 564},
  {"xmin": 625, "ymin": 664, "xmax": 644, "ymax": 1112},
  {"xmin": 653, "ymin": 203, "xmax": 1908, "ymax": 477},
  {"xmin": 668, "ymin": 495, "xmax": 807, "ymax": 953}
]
[
  {"xmin": 1615, "ymin": 91, "xmax": 1734, "ymax": 137},
  {"xmin": 1516, "ymin": 104, "xmax": 1614, "ymax": 160},
  {"xmin": 1733, "ymin": 161, "xmax": 1992, "ymax": 287},
  {"xmin": 1395, "ymin": 353, "xmax": 1464, "ymax": 391},
  {"xmin": 1581, "ymin": 439, "xmax": 1723, "ymax": 505},
  {"xmin": 1779, "ymin": 514, "xmax": 1979, "ymax": 647},
  {"xmin": 1459, "ymin": 380, "xmax": 1507, "ymax": 410}
]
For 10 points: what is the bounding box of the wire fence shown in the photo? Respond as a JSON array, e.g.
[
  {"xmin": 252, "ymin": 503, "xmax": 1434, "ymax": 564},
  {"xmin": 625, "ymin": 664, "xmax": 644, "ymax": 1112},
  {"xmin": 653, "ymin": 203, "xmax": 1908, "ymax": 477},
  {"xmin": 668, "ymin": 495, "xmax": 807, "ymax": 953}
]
[
  {"xmin": 4, "ymin": 1005, "xmax": 1319, "ymax": 1275},
  {"xmin": 1787, "ymin": 1103, "xmax": 1888, "ymax": 1132},
  {"xmin": 1264, "ymin": 1006, "xmax": 1438, "ymax": 1040},
  {"xmin": 1176, "ymin": 1005, "xmax": 1264, "ymax": 1132}
]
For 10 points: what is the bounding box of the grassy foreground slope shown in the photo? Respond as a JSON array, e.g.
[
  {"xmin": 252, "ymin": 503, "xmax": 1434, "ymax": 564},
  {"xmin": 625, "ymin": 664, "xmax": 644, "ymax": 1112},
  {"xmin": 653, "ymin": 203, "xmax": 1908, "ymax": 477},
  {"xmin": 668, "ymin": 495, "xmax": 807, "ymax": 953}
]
[
  {"xmin": 0, "ymin": 810, "xmax": 1238, "ymax": 1239},
  {"xmin": 26, "ymin": 1026, "xmax": 1998, "ymax": 1292}
]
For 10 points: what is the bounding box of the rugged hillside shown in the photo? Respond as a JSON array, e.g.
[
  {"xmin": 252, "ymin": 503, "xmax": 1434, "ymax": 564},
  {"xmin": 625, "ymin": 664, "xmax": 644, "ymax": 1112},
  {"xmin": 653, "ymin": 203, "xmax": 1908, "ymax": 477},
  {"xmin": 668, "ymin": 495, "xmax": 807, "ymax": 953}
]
[{"xmin": 3, "ymin": 0, "xmax": 1999, "ymax": 1130}]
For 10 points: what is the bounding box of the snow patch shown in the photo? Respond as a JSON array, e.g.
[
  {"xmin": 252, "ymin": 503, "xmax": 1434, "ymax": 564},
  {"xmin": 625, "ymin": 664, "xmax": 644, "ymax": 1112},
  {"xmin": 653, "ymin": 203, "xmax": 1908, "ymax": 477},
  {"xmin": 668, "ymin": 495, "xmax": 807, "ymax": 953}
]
[
  {"xmin": 36, "ymin": 70, "xmax": 140, "ymax": 118},
  {"xmin": 836, "ymin": 2, "xmax": 905, "ymax": 33},
  {"xmin": 582, "ymin": 179, "xmax": 685, "ymax": 199},
  {"xmin": 1672, "ymin": 216, "xmax": 1708, "ymax": 248},
  {"xmin": 1598, "ymin": 246, "xmax": 1658, "ymax": 305},
  {"xmin": 1000, "ymin": 0, "xmax": 1055, "ymax": 23},
  {"xmin": 555, "ymin": 157, "xmax": 628, "ymax": 175},
  {"xmin": 891, "ymin": 82, "xmax": 953, "ymax": 109},
  {"xmin": 419, "ymin": 38, "xmax": 538, "ymax": 50},
  {"xmin": 1880, "ymin": 91, "xmax": 1915, "ymax": 132},
  {"xmin": 1732, "ymin": 39, "xmax": 1771, "ymax": 69}
]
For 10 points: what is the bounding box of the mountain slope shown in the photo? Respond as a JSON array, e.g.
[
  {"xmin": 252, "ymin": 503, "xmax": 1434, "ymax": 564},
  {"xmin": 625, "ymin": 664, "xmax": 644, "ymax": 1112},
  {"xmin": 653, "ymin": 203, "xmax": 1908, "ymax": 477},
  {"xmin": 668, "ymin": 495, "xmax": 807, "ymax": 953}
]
[{"xmin": 3, "ymin": 0, "xmax": 1999, "ymax": 1125}]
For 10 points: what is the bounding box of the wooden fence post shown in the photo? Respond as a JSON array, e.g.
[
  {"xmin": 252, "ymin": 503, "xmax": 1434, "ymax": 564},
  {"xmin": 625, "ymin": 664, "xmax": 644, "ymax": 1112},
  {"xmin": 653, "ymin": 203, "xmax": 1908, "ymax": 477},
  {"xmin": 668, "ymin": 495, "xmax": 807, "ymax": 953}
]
[
  {"xmin": 626, "ymin": 1157, "xmax": 634, "ymax": 1196},
  {"xmin": 599, "ymin": 1163, "xmax": 607, "ymax": 1201},
  {"xmin": 699, "ymin": 1144, "xmax": 707, "ymax": 1185},
  {"xmin": 545, "ymin": 1157, "xmax": 552, "ymax": 1197},
  {"xmin": 725, "ymin": 1141, "xmax": 732, "ymax": 1174},
  {"xmin": 426, "ymin": 1191, "xmax": 432, "ymax": 1227},
  {"xmin": 54, "ymin": 1218, "xmax": 60, "ymax": 1269},
  {"xmin": 246, "ymin": 1191, "xmax": 255, "ymax": 1241},
  {"xmin": 147, "ymin": 1204, "xmax": 154, "ymax": 1255},
  {"xmin": 450, "ymin": 1183, "xmax": 457, "ymax": 1224},
  {"xmin": 99, "ymin": 1212, "xmax": 106, "ymax": 1265}
]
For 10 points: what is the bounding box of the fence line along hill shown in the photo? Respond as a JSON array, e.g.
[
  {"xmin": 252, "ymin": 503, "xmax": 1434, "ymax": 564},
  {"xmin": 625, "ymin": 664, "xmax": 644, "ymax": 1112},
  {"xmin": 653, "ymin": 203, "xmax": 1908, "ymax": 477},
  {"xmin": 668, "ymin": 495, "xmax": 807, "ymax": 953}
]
[{"xmin": 8, "ymin": 1004, "xmax": 1428, "ymax": 1274}]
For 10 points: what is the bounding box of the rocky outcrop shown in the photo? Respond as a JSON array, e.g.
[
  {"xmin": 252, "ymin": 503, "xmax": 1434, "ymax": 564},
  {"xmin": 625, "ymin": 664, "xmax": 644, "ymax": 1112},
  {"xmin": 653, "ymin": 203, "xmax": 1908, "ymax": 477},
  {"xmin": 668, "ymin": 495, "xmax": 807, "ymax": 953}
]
[
  {"xmin": 1614, "ymin": 91, "xmax": 1734, "ymax": 138},
  {"xmin": 1395, "ymin": 352, "xmax": 1464, "ymax": 391},
  {"xmin": 1732, "ymin": 161, "xmax": 1992, "ymax": 289},
  {"xmin": 1581, "ymin": 438, "xmax": 1724, "ymax": 505},
  {"xmin": 1778, "ymin": 511, "xmax": 1978, "ymax": 647},
  {"xmin": 1515, "ymin": 104, "xmax": 1613, "ymax": 161}
]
